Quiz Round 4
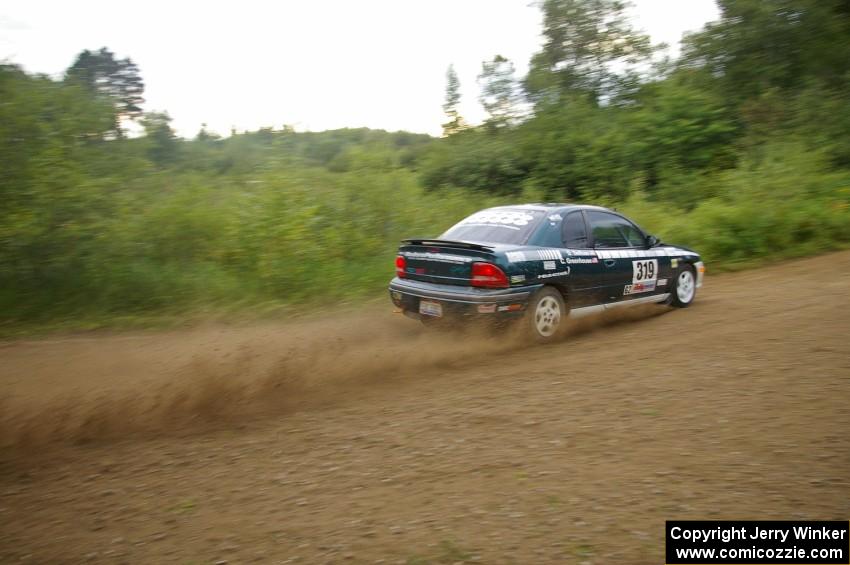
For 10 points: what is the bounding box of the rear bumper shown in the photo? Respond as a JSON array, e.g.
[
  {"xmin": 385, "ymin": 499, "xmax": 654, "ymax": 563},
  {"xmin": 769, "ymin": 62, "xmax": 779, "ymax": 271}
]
[{"xmin": 388, "ymin": 277, "xmax": 542, "ymax": 319}]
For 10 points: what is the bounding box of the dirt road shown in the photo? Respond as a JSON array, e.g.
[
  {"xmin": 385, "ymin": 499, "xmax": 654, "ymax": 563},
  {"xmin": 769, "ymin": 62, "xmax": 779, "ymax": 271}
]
[{"xmin": 2, "ymin": 252, "xmax": 849, "ymax": 564}]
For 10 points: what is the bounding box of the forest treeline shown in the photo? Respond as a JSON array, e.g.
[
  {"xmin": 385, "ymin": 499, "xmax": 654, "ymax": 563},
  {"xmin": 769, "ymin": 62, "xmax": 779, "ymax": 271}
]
[{"xmin": 2, "ymin": 0, "xmax": 850, "ymax": 331}]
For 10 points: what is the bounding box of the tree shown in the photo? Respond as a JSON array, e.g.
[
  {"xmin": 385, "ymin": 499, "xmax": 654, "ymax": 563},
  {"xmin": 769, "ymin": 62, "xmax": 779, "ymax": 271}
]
[
  {"xmin": 421, "ymin": 129, "xmax": 527, "ymax": 194},
  {"xmin": 680, "ymin": 0, "xmax": 850, "ymax": 100},
  {"xmin": 478, "ymin": 55, "xmax": 522, "ymax": 129},
  {"xmin": 66, "ymin": 47, "xmax": 145, "ymax": 133},
  {"xmin": 0, "ymin": 64, "xmax": 114, "ymax": 208},
  {"xmin": 629, "ymin": 73, "xmax": 739, "ymax": 204},
  {"xmin": 441, "ymin": 65, "xmax": 467, "ymax": 136},
  {"xmin": 525, "ymin": 0, "xmax": 654, "ymax": 104},
  {"xmin": 142, "ymin": 111, "xmax": 179, "ymax": 166},
  {"xmin": 195, "ymin": 123, "xmax": 221, "ymax": 142}
]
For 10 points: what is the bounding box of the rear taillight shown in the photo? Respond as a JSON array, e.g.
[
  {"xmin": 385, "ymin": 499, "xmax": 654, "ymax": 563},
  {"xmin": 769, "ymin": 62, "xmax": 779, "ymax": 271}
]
[
  {"xmin": 395, "ymin": 255, "xmax": 406, "ymax": 278},
  {"xmin": 471, "ymin": 262, "xmax": 509, "ymax": 288}
]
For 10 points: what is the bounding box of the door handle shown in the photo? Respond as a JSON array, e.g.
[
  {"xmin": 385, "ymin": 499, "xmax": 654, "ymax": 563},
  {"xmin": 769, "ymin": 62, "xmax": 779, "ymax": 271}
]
[{"xmin": 604, "ymin": 259, "xmax": 616, "ymax": 268}]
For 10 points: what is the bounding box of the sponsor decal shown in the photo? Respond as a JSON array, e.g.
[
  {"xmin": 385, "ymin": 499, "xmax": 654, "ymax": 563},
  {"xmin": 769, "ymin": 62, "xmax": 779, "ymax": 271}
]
[
  {"xmin": 657, "ymin": 278, "xmax": 667, "ymax": 287},
  {"xmin": 565, "ymin": 257, "xmax": 598, "ymax": 264},
  {"xmin": 460, "ymin": 210, "xmax": 535, "ymax": 228},
  {"xmin": 543, "ymin": 260, "xmax": 556, "ymax": 270},
  {"xmin": 402, "ymin": 251, "xmax": 472, "ymax": 264},
  {"xmin": 497, "ymin": 304, "xmax": 524, "ymax": 312},
  {"xmin": 538, "ymin": 270, "xmax": 569, "ymax": 279},
  {"xmin": 536, "ymin": 248, "xmax": 564, "ymax": 262},
  {"xmin": 510, "ymin": 247, "xmax": 696, "ymax": 264},
  {"xmin": 548, "ymin": 214, "xmax": 563, "ymax": 221},
  {"xmin": 624, "ymin": 280, "xmax": 657, "ymax": 295},
  {"xmin": 665, "ymin": 247, "xmax": 698, "ymax": 257},
  {"xmin": 477, "ymin": 304, "xmax": 497, "ymax": 314},
  {"xmin": 506, "ymin": 251, "xmax": 527, "ymax": 263},
  {"xmin": 594, "ymin": 248, "xmax": 698, "ymax": 260},
  {"xmin": 510, "ymin": 274, "xmax": 526, "ymax": 283},
  {"xmin": 671, "ymin": 258, "xmax": 679, "ymax": 268}
]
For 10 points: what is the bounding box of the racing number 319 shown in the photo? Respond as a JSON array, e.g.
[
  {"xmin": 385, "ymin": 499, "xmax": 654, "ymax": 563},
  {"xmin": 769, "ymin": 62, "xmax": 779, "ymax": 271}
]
[{"xmin": 633, "ymin": 259, "xmax": 657, "ymax": 282}]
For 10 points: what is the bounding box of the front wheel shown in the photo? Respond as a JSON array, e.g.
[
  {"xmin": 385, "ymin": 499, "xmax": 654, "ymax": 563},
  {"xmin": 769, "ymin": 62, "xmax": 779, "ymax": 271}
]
[
  {"xmin": 526, "ymin": 287, "xmax": 565, "ymax": 342},
  {"xmin": 669, "ymin": 265, "xmax": 697, "ymax": 308}
]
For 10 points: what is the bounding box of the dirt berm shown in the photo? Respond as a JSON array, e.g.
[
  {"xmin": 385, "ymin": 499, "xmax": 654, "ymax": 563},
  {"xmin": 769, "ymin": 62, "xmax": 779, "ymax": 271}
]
[{"xmin": 1, "ymin": 251, "xmax": 848, "ymax": 563}]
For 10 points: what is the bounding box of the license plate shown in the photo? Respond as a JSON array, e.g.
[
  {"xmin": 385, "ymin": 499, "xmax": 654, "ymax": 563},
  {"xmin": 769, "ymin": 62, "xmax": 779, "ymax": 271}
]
[{"xmin": 419, "ymin": 299, "xmax": 443, "ymax": 318}]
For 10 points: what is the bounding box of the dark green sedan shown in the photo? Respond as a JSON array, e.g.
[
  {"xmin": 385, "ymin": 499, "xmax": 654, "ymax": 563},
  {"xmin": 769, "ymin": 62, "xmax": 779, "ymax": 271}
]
[{"xmin": 388, "ymin": 204, "xmax": 705, "ymax": 341}]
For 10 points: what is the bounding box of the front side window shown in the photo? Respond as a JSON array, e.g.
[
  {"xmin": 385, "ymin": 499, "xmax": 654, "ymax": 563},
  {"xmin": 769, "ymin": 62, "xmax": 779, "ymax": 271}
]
[
  {"xmin": 619, "ymin": 221, "xmax": 646, "ymax": 247},
  {"xmin": 586, "ymin": 211, "xmax": 644, "ymax": 248}
]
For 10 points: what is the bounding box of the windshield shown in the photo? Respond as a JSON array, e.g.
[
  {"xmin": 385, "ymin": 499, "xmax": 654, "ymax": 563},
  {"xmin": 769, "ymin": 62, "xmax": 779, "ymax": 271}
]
[{"xmin": 440, "ymin": 209, "xmax": 546, "ymax": 245}]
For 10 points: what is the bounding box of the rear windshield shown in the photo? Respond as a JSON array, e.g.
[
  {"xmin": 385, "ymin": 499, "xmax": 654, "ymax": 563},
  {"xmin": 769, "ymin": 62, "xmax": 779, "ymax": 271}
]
[{"xmin": 440, "ymin": 209, "xmax": 546, "ymax": 245}]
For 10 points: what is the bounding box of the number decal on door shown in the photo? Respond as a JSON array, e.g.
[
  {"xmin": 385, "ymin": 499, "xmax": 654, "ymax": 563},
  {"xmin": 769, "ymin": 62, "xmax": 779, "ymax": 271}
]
[
  {"xmin": 625, "ymin": 259, "xmax": 659, "ymax": 295},
  {"xmin": 633, "ymin": 259, "xmax": 657, "ymax": 282}
]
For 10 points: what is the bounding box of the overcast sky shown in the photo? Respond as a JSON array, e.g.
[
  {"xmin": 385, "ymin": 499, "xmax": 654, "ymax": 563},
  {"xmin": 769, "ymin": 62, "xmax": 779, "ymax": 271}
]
[{"xmin": 1, "ymin": 0, "xmax": 719, "ymax": 138}]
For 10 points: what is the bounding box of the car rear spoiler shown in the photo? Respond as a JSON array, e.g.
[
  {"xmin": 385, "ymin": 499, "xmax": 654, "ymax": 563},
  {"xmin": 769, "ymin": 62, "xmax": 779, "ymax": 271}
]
[{"xmin": 401, "ymin": 238, "xmax": 495, "ymax": 252}]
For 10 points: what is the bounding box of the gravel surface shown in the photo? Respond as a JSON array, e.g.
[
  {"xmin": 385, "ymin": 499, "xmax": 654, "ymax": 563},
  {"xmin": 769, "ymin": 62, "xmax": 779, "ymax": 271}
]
[{"xmin": 1, "ymin": 251, "xmax": 849, "ymax": 564}]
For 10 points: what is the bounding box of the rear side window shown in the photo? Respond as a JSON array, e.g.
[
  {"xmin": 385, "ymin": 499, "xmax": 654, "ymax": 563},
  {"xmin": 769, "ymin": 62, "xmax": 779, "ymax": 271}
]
[
  {"xmin": 586, "ymin": 211, "xmax": 644, "ymax": 248},
  {"xmin": 562, "ymin": 212, "xmax": 589, "ymax": 248},
  {"xmin": 527, "ymin": 213, "xmax": 564, "ymax": 247}
]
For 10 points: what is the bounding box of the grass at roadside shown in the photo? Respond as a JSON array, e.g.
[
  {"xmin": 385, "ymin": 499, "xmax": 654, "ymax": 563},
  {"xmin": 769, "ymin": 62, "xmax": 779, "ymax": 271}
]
[{"xmin": 2, "ymin": 144, "xmax": 848, "ymax": 338}]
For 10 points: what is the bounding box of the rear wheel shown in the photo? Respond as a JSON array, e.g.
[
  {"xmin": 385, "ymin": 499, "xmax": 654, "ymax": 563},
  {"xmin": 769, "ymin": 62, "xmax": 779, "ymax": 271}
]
[
  {"xmin": 669, "ymin": 265, "xmax": 697, "ymax": 308},
  {"xmin": 526, "ymin": 287, "xmax": 565, "ymax": 342}
]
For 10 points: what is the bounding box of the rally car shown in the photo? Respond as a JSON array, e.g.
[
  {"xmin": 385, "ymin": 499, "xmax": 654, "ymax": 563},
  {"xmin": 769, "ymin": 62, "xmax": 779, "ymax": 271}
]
[{"xmin": 388, "ymin": 204, "xmax": 704, "ymax": 341}]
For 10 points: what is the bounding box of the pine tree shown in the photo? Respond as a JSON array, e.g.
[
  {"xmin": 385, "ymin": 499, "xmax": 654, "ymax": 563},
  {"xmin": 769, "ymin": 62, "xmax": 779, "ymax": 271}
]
[{"xmin": 441, "ymin": 65, "xmax": 467, "ymax": 136}]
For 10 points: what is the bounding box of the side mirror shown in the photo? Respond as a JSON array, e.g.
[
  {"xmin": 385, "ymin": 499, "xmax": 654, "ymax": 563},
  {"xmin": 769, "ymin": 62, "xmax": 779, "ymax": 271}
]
[{"xmin": 646, "ymin": 235, "xmax": 660, "ymax": 248}]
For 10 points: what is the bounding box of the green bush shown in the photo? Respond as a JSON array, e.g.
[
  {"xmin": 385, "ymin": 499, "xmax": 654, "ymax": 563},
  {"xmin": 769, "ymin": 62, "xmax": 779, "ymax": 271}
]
[
  {"xmin": 3, "ymin": 52, "xmax": 850, "ymax": 333},
  {"xmin": 622, "ymin": 143, "xmax": 850, "ymax": 266}
]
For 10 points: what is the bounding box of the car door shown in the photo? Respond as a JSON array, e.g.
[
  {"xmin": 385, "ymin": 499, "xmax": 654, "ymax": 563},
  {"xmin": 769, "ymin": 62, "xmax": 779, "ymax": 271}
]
[
  {"xmin": 614, "ymin": 218, "xmax": 665, "ymax": 301},
  {"xmin": 560, "ymin": 210, "xmax": 605, "ymax": 307},
  {"xmin": 585, "ymin": 210, "xmax": 655, "ymax": 303}
]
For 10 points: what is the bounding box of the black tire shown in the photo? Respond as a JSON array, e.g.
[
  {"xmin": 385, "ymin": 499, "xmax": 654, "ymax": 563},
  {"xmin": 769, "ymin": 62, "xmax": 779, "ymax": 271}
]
[
  {"xmin": 668, "ymin": 264, "xmax": 697, "ymax": 308},
  {"xmin": 525, "ymin": 286, "xmax": 566, "ymax": 343}
]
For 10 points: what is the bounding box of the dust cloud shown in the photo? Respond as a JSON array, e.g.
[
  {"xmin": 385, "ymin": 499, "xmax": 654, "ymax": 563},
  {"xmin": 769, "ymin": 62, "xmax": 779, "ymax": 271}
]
[{"xmin": 0, "ymin": 304, "xmax": 667, "ymax": 451}]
